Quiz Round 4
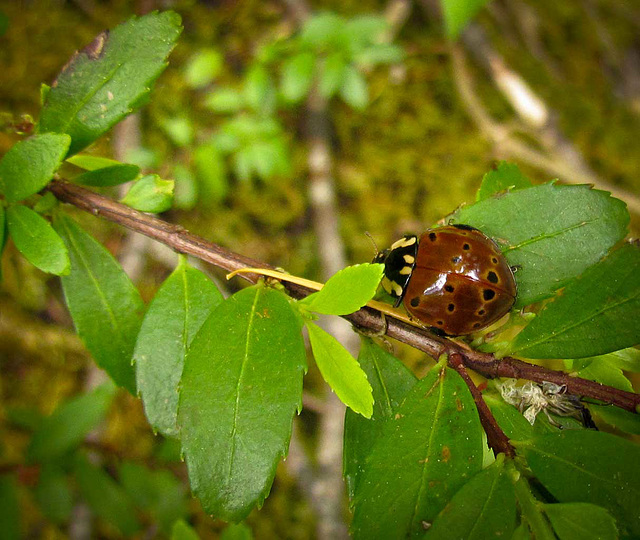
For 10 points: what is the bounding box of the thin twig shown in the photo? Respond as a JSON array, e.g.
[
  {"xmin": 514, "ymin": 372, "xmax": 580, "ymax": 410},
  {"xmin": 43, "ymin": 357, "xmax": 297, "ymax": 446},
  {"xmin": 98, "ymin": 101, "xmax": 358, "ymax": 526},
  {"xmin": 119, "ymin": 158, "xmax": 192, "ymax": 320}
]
[{"xmin": 47, "ymin": 179, "xmax": 640, "ymax": 414}]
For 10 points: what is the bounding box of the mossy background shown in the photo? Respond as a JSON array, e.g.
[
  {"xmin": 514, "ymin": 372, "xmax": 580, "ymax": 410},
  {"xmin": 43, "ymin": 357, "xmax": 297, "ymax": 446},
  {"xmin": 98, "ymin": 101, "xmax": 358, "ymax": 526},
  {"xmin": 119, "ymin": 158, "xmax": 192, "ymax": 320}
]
[{"xmin": 0, "ymin": 0, "xmax": 638, "ymax": 537}]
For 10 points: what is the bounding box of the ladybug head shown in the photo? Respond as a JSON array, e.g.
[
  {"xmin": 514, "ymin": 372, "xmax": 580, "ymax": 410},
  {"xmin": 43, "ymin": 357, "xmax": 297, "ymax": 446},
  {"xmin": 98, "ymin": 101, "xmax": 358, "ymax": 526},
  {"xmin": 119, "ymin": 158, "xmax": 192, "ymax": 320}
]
[{"xmin": 373, "ymin": 235, "xmax": 419, "ymax": 307}]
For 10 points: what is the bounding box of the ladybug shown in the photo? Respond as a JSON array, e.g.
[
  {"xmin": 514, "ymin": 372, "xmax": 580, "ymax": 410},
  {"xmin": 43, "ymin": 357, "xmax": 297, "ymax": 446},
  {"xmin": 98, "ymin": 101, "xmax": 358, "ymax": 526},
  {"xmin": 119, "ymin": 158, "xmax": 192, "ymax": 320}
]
[{"xmin": 373, "ymin": 224, "xmax": 517, "ymax": 336}]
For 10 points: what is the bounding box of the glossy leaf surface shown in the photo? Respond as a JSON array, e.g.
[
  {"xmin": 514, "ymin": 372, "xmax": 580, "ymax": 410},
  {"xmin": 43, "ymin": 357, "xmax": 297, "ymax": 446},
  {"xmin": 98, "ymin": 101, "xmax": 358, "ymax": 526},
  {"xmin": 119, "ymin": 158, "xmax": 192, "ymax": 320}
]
[
  {"xmin": 135, "ymin": 259, "xmax": 223, "ymax": 436},
  {"xmin": 509, "ymin": 243, "xmax": 640, "ymax": 358},
  {"xmin": 343, "ymin": 338, "xmax": 417, "ymax": 499},
  {"xmin": 426, "ymin": 455, "xmax": 516, "ymax": 539},
  {"xmin": 351, "ymin": 362, "xmax": 484, "ymax": 539},
  {"xmin": 54, "ymin": 215, "xmax": 144, "ymax": 392},
  {"xmin": 451, "ymin": 183, "xmax": 629, "ymax": 307},
  {"xmin": 306, "ymin": 322, "xmax": 373, "ymax": 418},
  {"xmin": 178, "ymin": 286, "xmax": 306, "ymax": 521},
  {"xmin": 73, "ymin": 164, "xmax": 140, "ymax": 186},
  {"xmin": 39, "ymin": 12, "xmax": 182, "ymax": 155},
  {"xmin": 543, "ymin": 503, "xmax": 617, "ymax": 540},
  {"xmin": 516, "ymin": 430, "xmax": 640, "ymax": 536},
  {"xmin": 476, "ymin": 161, "xmax": 532, "ymax": 201},
  {"xmin": 6, "ymin": 205, "xmax": 70, "ymax": 275},
  {"xmin": 120, "ymin": 174, "xmax": 174, "ymax": 213},
  {"xmin": 0, "ymin": 133, "xmax": 70, "ymax": 202}
]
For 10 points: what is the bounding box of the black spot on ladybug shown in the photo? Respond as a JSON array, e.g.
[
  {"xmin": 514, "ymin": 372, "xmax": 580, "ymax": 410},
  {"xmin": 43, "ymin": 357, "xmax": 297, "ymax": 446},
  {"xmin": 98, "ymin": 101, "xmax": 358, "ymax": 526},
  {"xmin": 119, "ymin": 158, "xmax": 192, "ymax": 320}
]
[
  {"xmin": 478, "ymin": 309, "xmax": 485, "ymax": 315},
  {"xmin": 429, "ymin": 232, "xmax": 437, "ymax": 241},
  {"xmin": 437, "ymin": 320, "xmax": 444, "ymax": 325},
  {"xmin": 483, "ymin": 289, "xmax": 496, "ymax": 301},
  {"xmin": 410, "ymin": 297, "xmax": 420, "ymax": 307},
  {"xmin": 451, "ymin": 256, "xmax": 462, "ymax": 263},
  {"xmin": 463, "ymin": 243, "xmax": 470, "ymax": 250},
  {"xmin": 447, "ymin": 304, "xmax": 455, "ymax": 312},
  {"xmin": 473, "ymin": 322, "xmax": 482, "ymax": 328},
  {"xmin": 492, "ymin": 257, "xmax": 499, "ymax": 264},
  {"xmin": 445, "ymin": 285, "xmax": 454, "ymax": 293},
  {"xmin": 487, "ymin": 271, "xmax": 499, "ymax": 284}
]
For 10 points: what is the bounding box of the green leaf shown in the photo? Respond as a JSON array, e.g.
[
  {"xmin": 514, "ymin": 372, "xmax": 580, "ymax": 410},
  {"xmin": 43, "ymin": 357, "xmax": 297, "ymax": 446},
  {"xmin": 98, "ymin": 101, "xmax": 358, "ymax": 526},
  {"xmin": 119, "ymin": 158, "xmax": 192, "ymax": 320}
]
[
  {"xmin": 516, "ymin": 430, "xmax": 640, "ymax": 536},
  {"xmin": 281, "ymin": 52, "xmax": 315, "ymax": 104},
  {"xmin": 172, "ymin": 520, "xmax": 200, "ymax": 540},
  {"xmin": 476, "ymin": 162, "xmax": 533, "ymax": 201},
  {"xmin": 339, "ymin": 65, "xmax": 369, "ymax": 110},
  {"xmin": 355, "ymin": 44, "xmax": 404, "ymax": 66},
  {"xmin": 34, "ymin": 464, "xmax": 73, "ymax": 524},
  {"xmin": 441, "ymin": 0, "xmax": 490, "ymax": 39},
  {"xmin": 74, "ymin": 453, "xmax": 141, "ymax": 536},
  {"xmin": 0, "ymin": 474, "xmax": 20, "ymax": 540},
  {"xmin": 73, "ymin": 164, "xmax": 140, "ymax": 187},
  {"xmin": 244, "ymin": 64, "xmax": 275, "ymax": 114},
  {"xmin": 350, "ymin": 362, "xmax": 484, "ymax": 538},
  {"xmin": 178, "ymin": 286, "xmax": 306, "ymax": 521},
  {"xmin": 135, "ymin": 258, "xmax": 223, "ymax": 437},
  {"xmin": 32, "ymin": 191, "xmax": 59, "ymax": 214},
  {"xmin": 427, "ymin": 455, "xmax": 516, "ymax": 539},
  {"xmin": 570, "ymin": 347, "xmax": 640, "ymax": 373},
  {"xmin": 306, "ymin": 322, "xmax": 373, "ymax": 418},
  {"xmin": 220, "ymin": 523, "xmax": 253, "ymax": 540},
  {"xmin": 300, "ymin": 263, "xmax": 383, "ymax": 315},
  {"xmin": 193, "ymin": 144, "xmax": 228, "ymax": 202},
  {"xmin": 0, "ymin": 133, "xmax": 70, "ymax": 202},
  {"xmin": 0, "ymin": 10, "xmax": 9, "ymax": 38},
  {"xmin": 343, "ymin": 338, "xmax": 417, "ymax": 499},
  {"xmin": 450, "ymin": 183, "xmax": 629, "ymax": 308},
  {"xmin": 204, "ymin": 88, "xmax": 245, "ymax": 114},
  {"xmin": 184, "ymin": 48, "xmax": 222, "ymax": 89},
  {"xmin": 512, "ymin": 474, "xmax": 556, "ymax": 540},
  {"xmin": 120, "ymin": 174, "xmax": 174, "ymax": 213},
  {"xmin": 6, "ymin": 205, "xmax": 70, "ymax": 275},
  {"xmin": 543, "ymin": 503, "xmax": 618, "ymax": 540},
  {"xmin": 300, "ymin": 13, "xmax": 346, "ymax": 49},
  {"xmin": 344, "ymin": 16, "xmax": 388, "ymax": 53},
  {"xmin": 509, "ymin": 243, "xmax": 640, "ymax": 358},
  {"xmin": 172, "ymin": 164, "xmax": 198, "ymax": 210},
  {"xmin": 66, "ymin": 154, "xmax": 123, "ymax": 171},
  {"xmin": 54, "ymin": 215, "xmax": 144, "ymax": 393},
  {"xmin": 119, "ymin": 462, "xmax": 187, "ymax": 534},
  {"xmin": 319, "ymin": 53, "xmax": 347, "ymax": 98},
  {"xmin": 161, "ymin": 116, "xmax": 194, "ymax": 147},
  {"xmin": 27, "ymin": 382, "xmax": 116, "ymax": 463},
  {"xmin": 39, "ymin": 11, "xmax": 182, "ymax": 155},
  {"xmin": 484, "ymin": 394, "xmax": 533, "ymax": 441},
  {"xmin": 0, "ymin": 205, "xmax": 6, "ymax": 281}
]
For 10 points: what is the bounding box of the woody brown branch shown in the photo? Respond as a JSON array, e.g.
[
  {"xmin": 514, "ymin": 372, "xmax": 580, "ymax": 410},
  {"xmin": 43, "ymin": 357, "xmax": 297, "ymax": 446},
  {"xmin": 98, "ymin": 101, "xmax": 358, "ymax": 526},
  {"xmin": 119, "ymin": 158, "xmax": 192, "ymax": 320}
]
[{"xmin": 47, "ymin": 179, "xmax": 640, "ymax": 414}]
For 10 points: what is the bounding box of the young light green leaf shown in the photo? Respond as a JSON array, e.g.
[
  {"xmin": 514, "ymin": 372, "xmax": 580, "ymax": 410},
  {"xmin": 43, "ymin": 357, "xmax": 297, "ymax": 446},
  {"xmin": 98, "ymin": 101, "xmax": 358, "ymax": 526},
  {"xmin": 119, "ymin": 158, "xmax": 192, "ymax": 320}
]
[
  {"xmin": 441, "ymin": 0, "xmax": 490, "ymax": 39},
  {"xmin": 0, "ymin": 133, "xmax": 70, "ymax": 202},
  {"xmin": 74, "ymin": 453, "xmax": 141, "ymax": 536},
  {"xmin": 340, "ymin": 65, "xmax": 369, "ymax": 110},
  {"xmin": 220, "ymin": 523, "xmax": 253, "ymax": 540},
  {"xmin": 172, "ymin": 164, "xmax": 198, "ymax": 210},
  {"xmin": 6, "ymin": 205, "xmax": 70, "ymax": 275},
  {"xmin": 34, "ymin": 464, "xmax": 73, "ymax": 524},
  {"xmin": 172, "ymin": 520, "xmax": 200, "ymax": 540},
  {"xmin": 120, "ymin": 174, "xmax": 174, "ymax": 213},
  {"xmin": 135, "ymin": 258, "xmax": 223, "ymax": 437},
  {"xmin": 27, "ymin": 382, "xmax": 116, "ymax": 463},
  {"xmin": 73, "ymin": 164, "xmax": 140, "ymax": 187},
  {"xmin": 516, "ymin": 430, "xmax": 640, "ymax": 536},
  {"xmin": 204, "ymin": 88, "xmax": 245, "ymax": 114},
  {"xmin": 301, "ymin": 263, "xmax": 383, "ymax": 315},
  {"xmin": 54, "ymin": 215, "xmax": 144, "ymax": 393},
  {"xmin": 0, "ymin": 474, "xmax": 20, "ymax": 540},
  {"xmin": 319, "ymin": 53, "xmax": 347, "ymax": 98},
  {"xmin": 281, "ymin": 52, "xmax": 315, "ymax": 104},
  {"xmin": 66, "ymin": 154, "xmax": 123, "ymax": 171},
  {"xmin": 300, "ymin": 13, "xmax": 346, "ymax": 49},
  {"xmin": 178, "ymin": 286, "xmax": 306, "ymax": 522},
  {"xmin": 483, "ymin": 394, "xmax": 533, "ymax": 441},
  {"xmin": 244, "ymin": 64, "xmax": 275, "ymax": 114},
  {"xmin": 451, "ymin": 183, "xmax": 629, "ymax": 307},
  {"xmin": 39, "ymin": 11, "xmax": 182, "ymax": 155},
  {"xmin": 543, "ymin": 503, "xmax": 618, "ymax": 540},
  {"xmin": 184, "ymin": 48, "xmax": 222, "ymax": 89},
  {"xmin": 427, "ymin": 455, "xmax": 516, "ymax": 540},
  {"xmin": 306, "ymin": 322, "xmax": 373, "ymax": 418},
  {"xmin": 193, "ymin": 144, "xmax": 228, "ymax": 202},
  {"xmin": 351, "ymin": 362, "xmax": 484, "ymax": 538},
  {"xmin": 355, "ymin": 44, "xmax": 404, "ymax": 66},
  {"xmin": 571, "ymin": 348, "xmax": 640, "ymax": 373},
  {"xmin": 343, "ymin": 338, "xmax": 417, "ymax": 499},
  {"xmin": 509, "ymin": 243, "xmax": 640, "ymax": 359},
  {"xmin": 160, "ymin": 116, "xmax": 194, "ymax": 147},
  {"xmin": 476, "ymin": 161, "xmax": 533, "ymax": 201}
]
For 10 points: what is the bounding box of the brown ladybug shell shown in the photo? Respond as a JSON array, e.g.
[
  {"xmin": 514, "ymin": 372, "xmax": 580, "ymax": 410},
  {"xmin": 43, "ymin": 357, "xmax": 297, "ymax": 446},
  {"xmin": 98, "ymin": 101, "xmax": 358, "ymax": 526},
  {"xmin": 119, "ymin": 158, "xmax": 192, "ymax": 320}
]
[
  {"xmin": 404, "ymin": 226, "xmax": 516, "ymax": 335},
  {"xmin": 375, "ymin": 225, "xmax": 517, "ymax": 336}
]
